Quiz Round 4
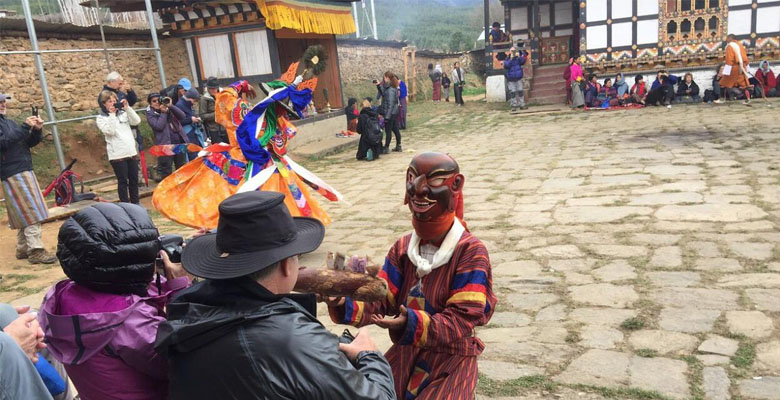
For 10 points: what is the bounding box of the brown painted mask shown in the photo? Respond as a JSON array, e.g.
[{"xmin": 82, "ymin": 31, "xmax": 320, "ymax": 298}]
[{"xmin": 404, "ymin": 152, "xmax": 464, "ymax": 240}]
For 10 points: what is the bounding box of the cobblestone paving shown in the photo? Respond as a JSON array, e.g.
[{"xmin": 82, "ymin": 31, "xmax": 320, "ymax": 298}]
[{"xmin": 305, "ymin": 101, "xmax": 780, "ymax": 399}]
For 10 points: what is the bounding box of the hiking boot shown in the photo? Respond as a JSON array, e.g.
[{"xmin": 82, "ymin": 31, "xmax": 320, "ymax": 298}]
[
  {"xmin": 382, "ymin": 146, "xmax": 390, "ymax": 155},
  {"xmin": 511, "ymin": 107, "xmax": 517, "ymax": 113},
  {"xmin": 28, "ymin": 249, "xmax": 57, "ymax": 264},
  {"xmin": 16, "ymin": 248, "xmax": 28, "ymax": 260},
  {"xmin": 393, "ymin": 145, "xmax": 403, "ymax": 152}
]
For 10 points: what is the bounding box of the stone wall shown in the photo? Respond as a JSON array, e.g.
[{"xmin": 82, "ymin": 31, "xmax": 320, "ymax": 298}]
[
  {"xmin": 336, "ymin": 39, "xmax": 477, "ymax": 99},
  {"xmin": 0, "ymin": 35, "xmax": 192, "ymax": 116}
]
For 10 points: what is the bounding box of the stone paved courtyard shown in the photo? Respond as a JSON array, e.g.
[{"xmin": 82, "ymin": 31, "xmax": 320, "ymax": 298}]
[
  {"xmin": 306, "ymin": 101, "xmax": 780, "ymax": 399},
  {"xmin": 2, "ymin": 100, "xmax": 779, "ymax": 399}
]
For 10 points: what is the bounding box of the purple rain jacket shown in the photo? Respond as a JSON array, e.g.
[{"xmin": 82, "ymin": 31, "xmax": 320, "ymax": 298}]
[{"xmin": 38, "ymin": 277, "xmax": 189, "ymax": 400}]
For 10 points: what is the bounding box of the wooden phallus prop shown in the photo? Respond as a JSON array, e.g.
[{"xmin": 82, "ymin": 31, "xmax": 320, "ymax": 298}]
[{"xmin": 294, "ymin": 252, "xmax": 387, "ymax": 302}]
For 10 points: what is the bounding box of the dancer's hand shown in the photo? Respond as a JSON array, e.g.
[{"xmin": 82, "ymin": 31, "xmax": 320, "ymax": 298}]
[{"xmin": 370, "ymin": 305, "xmax": 408, "ymax": 330}]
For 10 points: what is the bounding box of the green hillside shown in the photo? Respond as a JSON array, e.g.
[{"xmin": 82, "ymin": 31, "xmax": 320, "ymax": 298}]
[
  {"xmin": 350, "ymin": 0, "xmax": 503, "ymax": 52},
  {"xmin": 0, "ymin": 0, "xmax": 60, "ymax": 14}
]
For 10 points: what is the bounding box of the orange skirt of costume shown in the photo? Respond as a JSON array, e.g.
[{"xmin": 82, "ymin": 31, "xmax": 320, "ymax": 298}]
[{"xmin": 152, "ymin": 82, "xmax": 334, "ymax": 229}]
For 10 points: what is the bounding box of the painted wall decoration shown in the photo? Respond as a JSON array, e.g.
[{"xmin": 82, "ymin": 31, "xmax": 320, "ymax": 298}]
[{"xmin": 501, "ymin": 0, "xmax": 780, "ymax": 71}]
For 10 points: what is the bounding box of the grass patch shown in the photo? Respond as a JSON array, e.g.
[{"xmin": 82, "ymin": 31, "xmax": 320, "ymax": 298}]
[
  {"xmin": 570, "ymin": 384, "xmax": 672, "ymax": 400},
  {"xmin": 635, "ymin": 348, "xmax": 658, "ymax": 358},
  {"xmin": 731, "ymin": 341, "xmax": 756, "ymax": 370},
  {"xmin": 477, "ymin": 374, "xmax": 555, "ymax": 396},
  {"xmin": 565, "ymin": 331, "xmax": 581, "ymax": 344},
  {"xmin": 621, "ymin": 317, "xmax": 646, "ymax": 330},
  {"xmin": 2, "ymin": 274, "xmax": 36, "ymax": 284},
  {"xmin": 679, "ymin": 355, "xmax": 705, "ymax": 400}
]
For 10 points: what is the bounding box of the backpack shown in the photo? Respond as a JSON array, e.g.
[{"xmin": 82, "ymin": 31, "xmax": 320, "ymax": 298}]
[{"xmin": 366, "ymin": 117, "xmax": 383, "ymax": 146}]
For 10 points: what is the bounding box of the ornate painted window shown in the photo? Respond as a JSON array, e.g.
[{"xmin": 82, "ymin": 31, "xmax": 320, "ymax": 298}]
[{"xmin": 660, "ymin": 0, "xmax": 726, "ymax": 51}]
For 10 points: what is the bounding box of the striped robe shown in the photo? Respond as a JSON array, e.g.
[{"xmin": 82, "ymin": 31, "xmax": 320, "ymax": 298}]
[{"xmin": 330, "ymin": 231, "xmax": 497, "ymax": 400}]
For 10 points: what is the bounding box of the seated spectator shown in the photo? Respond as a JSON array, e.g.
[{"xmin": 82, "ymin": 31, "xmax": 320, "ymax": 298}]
[
  {"xmin": 342, "ymin": 97, "xmax": 359, "ymax": 136},
  {"xmin": 630, "ymin": 74, "xmax": 648, "ymax": 105},
  {"xmin": 155, "ymin": 191, "xmax": 396, "ymax": 400},
  {"xmin": 675, "ymin": 73, "xmax": 701, "ymax": 103},
  {"xmin": 356, "ymin": 99, "xmax": 382, "ymax": 161},
  {"xmin": 199, "ymin": 77, "xmax": 227, "ymax": 144},
  {"xmin": 600, "ymin": 78, "xmax": 618, "ymax": 107},
  {"xmin": 0, "ymin": 304, "xmax": 72, "ymax": 400},
  {"xmin": 755, "ymin": 61, "xmax": 778, "ymax": 97},
  {"xmin": 175, "ymin": 89, "xmax": 203, "ymax": 161},
  {"xmin": 1, "ymin": 305, "xmax": 54, "ymax": 399},
  {"xmin": 646, "ymin": 70, "xmax": 678, "ymax": 107},
  {"xmin": 97, "ymin": 90, "xmax": 141, "ymax": 204},
  {"xmin": 146, "ymin": 93, "xmax": 188, "ymax": 180},
  {"xmin": 614, "ymin": 72, "xmax": 630, "ymax": 101},
  {"xmin": 38, "ymin": 202, "xmax": 191, "ymax": 400},
  {"xmin": 584, "ymin": 74, "xmax": 602, "ymax": 107},
  {"xmin": 705, "ymin": 65, "xmax": 724, "ymax": 103}
]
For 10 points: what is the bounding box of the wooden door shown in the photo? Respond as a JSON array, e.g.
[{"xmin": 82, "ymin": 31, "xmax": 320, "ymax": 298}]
[{"xmin": 540, "ymin": 36, "xmax": 571, "ymax": 65}]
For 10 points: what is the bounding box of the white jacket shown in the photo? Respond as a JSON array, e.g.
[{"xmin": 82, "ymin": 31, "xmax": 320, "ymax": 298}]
[{"xmin": 96, "ymin": 108, "xmax": 141, "ymax": 161}]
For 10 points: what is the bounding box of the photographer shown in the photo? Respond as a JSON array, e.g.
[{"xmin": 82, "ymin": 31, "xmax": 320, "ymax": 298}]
[
  {"xmin": 503, "ymin": 46, "xmax": 527, "ymax": 112},
  {"xmin": 175, "ymin": 89, "xmax": 203, "ymax": 161},
  {"xmin": 647, "ymin": 70, "xmax": 678, "ymax": 107},
  {"xmin": 97, "ymin": 90, "xmax": 141, "ymax": 204},
  {"xmin": 0, "ymin": 93, "xmax": 57, "ymax": 264},
  {"xmin": 376, "ymin": 71, "xmax": 402, "ymax": 153},
  {"xmin": 97, "ymin": 72, "xmax": 143, "ymax": 150},
  {"xmin": 38, "ymin": 202, "xmax": 192, "ymax": 400},
  {"xmin": 146, "ymin": 93, "xmax": 188, "ymax": 180},
  {"xmin": 154, "ymin": 191, "xmax": 396, "ymax": 400},
  {"xmin": 199, "ymin": 77, "xmax": 227, "ymax": 144}
]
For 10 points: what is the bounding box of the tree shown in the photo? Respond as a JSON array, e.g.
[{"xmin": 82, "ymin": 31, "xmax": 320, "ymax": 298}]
[{"xmin": 449, "ymin": 31, "xmax": 466, "ymax": 53}]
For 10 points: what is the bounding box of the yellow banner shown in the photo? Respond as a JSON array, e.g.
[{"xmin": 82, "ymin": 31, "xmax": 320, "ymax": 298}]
[{"xmin": 255, "ymin": 0, "xmax": 357, "ymax": 35}]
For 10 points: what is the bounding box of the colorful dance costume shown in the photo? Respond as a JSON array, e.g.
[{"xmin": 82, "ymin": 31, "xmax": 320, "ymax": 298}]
[
  {"xmin": 152, "ymin": 68, "xmax": 340, "ymax": 229},
  {"xmin": 329, "ymin": 152, "xmax": 496, "ymax": 400}
]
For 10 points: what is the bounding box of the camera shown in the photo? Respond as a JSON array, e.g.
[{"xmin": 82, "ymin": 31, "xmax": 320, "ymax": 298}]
[
  {"xmin": 158, "ymin": 234, "xmax": 184, "ymax": 263},
  {"xmin": 31, "ymin": 106, "xmax": 39, "ymax": 117},
  {"xmin": 113, "ymin": 101, "xmax": 124, "ymax": 110},
  {"xmin": 160, "ymin": 96, "xmax": 172, "ymax": 105}
]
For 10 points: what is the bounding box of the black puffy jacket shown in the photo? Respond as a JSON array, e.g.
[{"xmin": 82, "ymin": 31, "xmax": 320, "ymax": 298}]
[
  {"xmin": 377, "ymin": 84, "xmax": 400, "ymax": 117},
  {"xmin": 0, "ymin": 115, "xmax": 42, "ymax": 181},
  {"xmin": 155, "ymin": 278, "xmax": 397, "ymax": 400},
  {"xmin": 56, "ymin": 202, "xmax": 160, "ymax": 296}
]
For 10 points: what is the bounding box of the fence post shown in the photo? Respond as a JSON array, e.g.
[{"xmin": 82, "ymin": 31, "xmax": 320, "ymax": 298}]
[
  {"xmin": 22, "ymin": 0, "xmax": 66, "ymax": 170},
  {"xmin": 144, "ymin": 0, "xmax": 167, "ymax": 89}
]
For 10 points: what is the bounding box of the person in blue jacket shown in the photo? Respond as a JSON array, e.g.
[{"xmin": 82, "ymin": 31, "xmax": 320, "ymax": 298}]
[
  {"xmin": 503, "ymin": 47, "xmax": 528, "ymax": 112},
  {"xmin": 646, "ymin": 70, "xmax": 679, "ymax": 107}
]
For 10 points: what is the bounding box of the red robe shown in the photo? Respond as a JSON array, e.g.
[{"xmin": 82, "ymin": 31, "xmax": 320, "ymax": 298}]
[{"xmin": 330, "ymin": 231, "xmax": 497, "ymax": 400}]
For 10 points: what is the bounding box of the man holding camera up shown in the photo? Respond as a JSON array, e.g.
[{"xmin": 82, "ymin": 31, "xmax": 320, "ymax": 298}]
[
  {"xmin": 146, "ymin": 93, "xmax": 188, "ymax": 180},
  {"xmin": 0, "ymin": 93, "xmax": 57, "ymax": 264},
  {"xmin": 503, "ymin": 46, "xmax": 528, "ymax": 112},
  {"xmin": 155, "ymin": 191, "xmax": 396, "ymax": 400}
]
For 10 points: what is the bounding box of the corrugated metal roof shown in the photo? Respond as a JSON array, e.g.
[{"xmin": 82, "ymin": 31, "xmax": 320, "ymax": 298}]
[{"xmin": 0, "ymin": 17, "xmax": 157, "ymax": 37}]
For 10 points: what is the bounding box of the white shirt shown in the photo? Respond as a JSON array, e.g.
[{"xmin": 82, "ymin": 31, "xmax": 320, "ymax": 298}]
[{"xmin": 96, "ymin": 108, "xmax": 140, "ymax": 161}]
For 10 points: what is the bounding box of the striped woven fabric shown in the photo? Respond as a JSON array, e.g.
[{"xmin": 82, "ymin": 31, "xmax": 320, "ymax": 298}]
[
  {"xmin": 2, "ymin": 170, "xmax": 49, "ymax": 229},
  {"xmin": 329, "ymin": 231, "xmax": 496, "ymax": 400}
]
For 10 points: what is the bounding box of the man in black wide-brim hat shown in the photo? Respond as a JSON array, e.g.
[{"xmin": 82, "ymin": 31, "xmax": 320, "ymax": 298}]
[{"xmin": 154, "ymin": 191, "xmax": 396, "ymax": 400}]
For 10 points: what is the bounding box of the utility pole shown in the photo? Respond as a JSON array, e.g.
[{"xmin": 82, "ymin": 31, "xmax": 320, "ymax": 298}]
[
  {"xmin": 370, "ymin": 0, "xmax": 377, "ymax": 40},
  {"xmin": 352, "ymin": 2, "xmax": 360, "ymax": 38}
]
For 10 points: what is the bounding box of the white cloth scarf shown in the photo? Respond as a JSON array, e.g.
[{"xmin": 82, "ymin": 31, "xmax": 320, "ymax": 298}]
[
  {"xmin": 434, "ymin": 64, "xmax": 442, "ymax": 74},
  {"xmin": 728, "ymin": 41, "xmax": 749, "ymax": 77},
  {"xmin": 407, "ymin": 218, "xmax": 466, "ymax": 278}
]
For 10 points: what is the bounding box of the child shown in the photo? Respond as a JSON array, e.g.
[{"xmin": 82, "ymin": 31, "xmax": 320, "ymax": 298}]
[
  {"xmin": 356, "ymin": 99, "xmax": 383, "ymax": 161},
  {"xmin": 339, "ymin": 98, "xmax": 359, "ymax": 137},
  {"xmin": 631, "ymin": 74, "xmax": 647, "ymax": 105}
]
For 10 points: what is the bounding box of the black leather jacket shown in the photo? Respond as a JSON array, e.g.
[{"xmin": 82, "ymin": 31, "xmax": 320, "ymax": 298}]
[
  {"xmin": 155, "ymin": 278, "xmax": 396, "ymax": 400},
  {"xmin": 377, "ymin": 84, "xmax": 400, "ymax": 118},
  {"xmin": 0, "ymin": 115, "xmax": 42, "ymax": 181}
]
